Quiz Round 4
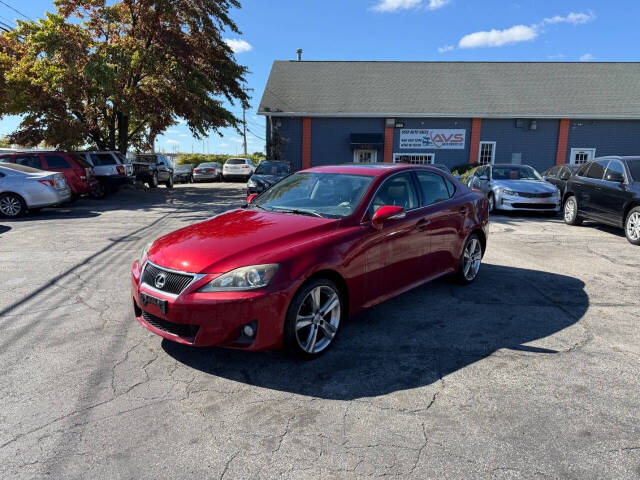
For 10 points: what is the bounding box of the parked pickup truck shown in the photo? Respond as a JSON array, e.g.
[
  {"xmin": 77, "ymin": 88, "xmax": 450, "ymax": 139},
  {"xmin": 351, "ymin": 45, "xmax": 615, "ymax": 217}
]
[{"xmin": 131, "ymin": 154, "xmax": 174, "ymax": 188}]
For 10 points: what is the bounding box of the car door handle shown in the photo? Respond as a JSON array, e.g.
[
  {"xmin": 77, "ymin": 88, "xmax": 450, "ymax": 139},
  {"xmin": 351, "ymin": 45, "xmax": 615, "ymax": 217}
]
[
  {"xmin": 595, "ymin": 186, "xmax": 602, "ymax": 191},
  {"xmin": 459, "ymin": 207, "xmax": 469, "ymax": 215},
  {"xmin": 416, "ymin": 218, "xmax": 431, "ymax": 230}
]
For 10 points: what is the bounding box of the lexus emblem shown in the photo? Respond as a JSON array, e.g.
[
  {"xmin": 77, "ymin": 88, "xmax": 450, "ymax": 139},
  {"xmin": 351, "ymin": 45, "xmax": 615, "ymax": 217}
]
[{"xmin": 154, "ymin": 273, "xmax": 167, "ymax": 289}]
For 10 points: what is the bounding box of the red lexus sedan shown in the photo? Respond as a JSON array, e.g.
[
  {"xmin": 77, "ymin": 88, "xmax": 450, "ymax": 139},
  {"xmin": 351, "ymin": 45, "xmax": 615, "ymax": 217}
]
[{"xmin": 132, "ymin": 164, "xmax": 489, "ymax": 358}]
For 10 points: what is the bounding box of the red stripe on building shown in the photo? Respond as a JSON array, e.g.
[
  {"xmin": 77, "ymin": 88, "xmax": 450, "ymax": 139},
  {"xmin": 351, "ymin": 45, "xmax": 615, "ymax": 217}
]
[
  {"xmin": 302, "ymin": 117, "xmax": 312, "ymax": 169},
  {"xmin": 555, "ymin": 119, "xmax": 570, "ymax": 165},
  {"xmin": 469, "ymin": 118, "xmax": 482, "ymax": 164},
  {"xmin": 383, "ymin": 124, "xmax": 394, "ymax": 163}
]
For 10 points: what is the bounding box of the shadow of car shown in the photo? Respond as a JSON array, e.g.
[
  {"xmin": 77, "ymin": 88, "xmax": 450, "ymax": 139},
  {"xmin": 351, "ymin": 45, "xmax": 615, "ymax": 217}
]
[{"xmin": 162, "ymin": 263, "xmax": 588, "ymax": 400}]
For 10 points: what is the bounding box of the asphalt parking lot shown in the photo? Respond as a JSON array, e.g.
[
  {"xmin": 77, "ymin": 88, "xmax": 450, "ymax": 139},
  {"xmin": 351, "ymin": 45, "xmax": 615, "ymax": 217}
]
[{"xmin": 1, "ymin": 183, "xmax": 639, "ymax": 479}]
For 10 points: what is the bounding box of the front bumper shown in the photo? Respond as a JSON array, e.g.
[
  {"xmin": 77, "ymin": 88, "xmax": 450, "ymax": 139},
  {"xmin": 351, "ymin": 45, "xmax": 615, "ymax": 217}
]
[
  {"xmin": 495, "ymin": 192, "xmax": 560, "ymax": 212},
  {"xmin": 131, "ymin": 261, "xmax": 290, "ymax": 350}
]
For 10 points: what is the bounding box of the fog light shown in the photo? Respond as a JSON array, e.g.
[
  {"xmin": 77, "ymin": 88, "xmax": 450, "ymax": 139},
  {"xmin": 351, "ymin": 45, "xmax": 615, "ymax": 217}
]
[{"xmin": 243, "ymin": 325, "xmax": 255, "ymax": 337}]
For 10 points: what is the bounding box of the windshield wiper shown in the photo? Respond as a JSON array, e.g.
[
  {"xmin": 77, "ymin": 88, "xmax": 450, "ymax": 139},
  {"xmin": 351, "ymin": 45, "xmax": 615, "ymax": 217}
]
[{"xmin": 271, "ymin": 207, "xmax": 325, "ymax": 218}]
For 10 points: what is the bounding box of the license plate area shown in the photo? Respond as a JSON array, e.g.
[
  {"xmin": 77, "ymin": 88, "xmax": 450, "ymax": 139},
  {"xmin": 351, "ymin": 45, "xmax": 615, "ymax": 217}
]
[{"xmin": 140, "ymin": 292, "xmax": 168, "ymax": 314}]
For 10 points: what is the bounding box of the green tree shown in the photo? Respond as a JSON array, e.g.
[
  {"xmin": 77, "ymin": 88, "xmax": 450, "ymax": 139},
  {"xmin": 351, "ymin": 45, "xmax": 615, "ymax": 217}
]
[{"xmin": 0, "ymin": 0, "xmax": 248, "ymax": 153}]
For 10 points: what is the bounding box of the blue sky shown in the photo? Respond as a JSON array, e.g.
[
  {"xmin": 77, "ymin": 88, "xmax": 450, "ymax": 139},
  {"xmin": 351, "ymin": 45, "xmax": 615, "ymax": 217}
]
[{"xmin": 0, "ymin": 0, "xmax": 637, "ymax": 154}]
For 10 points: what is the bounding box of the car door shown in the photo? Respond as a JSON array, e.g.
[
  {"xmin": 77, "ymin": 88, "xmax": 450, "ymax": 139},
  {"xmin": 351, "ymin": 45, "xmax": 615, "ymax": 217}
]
[
  {"xmin": 543, "ymin": 166, "xmax": 562, "ymax": 191},
  {"xmin": 581, "ymin": 160, "xmax": 609, "ymax": 219},
  {"xmin": 476, "ymin": 166, "xmax": 490, "ymax": 194},
  {"xmin": 598, "ymin": 160, "xmax": 633, "ymax": 227},
  {"xmin": 414, "ymin": 170, "xmax": 463, "ymax": 275},
  {"xmin": 557, "ymin": 166, "xmax": 573, "ymax": 196},
  {"xmin": 362, "ymin": 172, "xmax": 425, "ymax": 305},
  {"xmin": 156, "ymin": 156, "xmax": 170, "ymax": 182}
]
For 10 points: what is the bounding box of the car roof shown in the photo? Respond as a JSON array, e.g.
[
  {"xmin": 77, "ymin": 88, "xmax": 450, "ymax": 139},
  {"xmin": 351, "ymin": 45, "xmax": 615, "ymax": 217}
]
[
  {"xmin": 595, "ymin": 155, "xmax": 640, "ymax": 162},
  {"xmin": 302, "ymin": 163, "xmax": 441, "ymax": 177}
]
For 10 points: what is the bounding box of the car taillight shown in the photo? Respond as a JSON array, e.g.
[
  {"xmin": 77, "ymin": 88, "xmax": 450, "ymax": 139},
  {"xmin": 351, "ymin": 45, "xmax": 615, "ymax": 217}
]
[
  {"xmin": 116, "ymin": 165, "xmax": 125, "ymax": 175},
  {"xmin": 242, "ymin": 166, "xmax": 249, "ymax": 169},
  {"xmin": 38, "ymin": 179, "xmax": 55, "ymax": 187},
  {"xmin": 208, "ymin": 168, "xmax": 216, "ymax": 172}
]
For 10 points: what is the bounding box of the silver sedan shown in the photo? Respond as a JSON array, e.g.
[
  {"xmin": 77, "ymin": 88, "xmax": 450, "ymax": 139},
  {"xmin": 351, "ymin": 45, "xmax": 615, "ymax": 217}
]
[
  {"xmin": 0, "ymin": 164, "xmax": 71, "ymax": 217},
  {"xmin": 467, "ymin": 164, "xmax": 561, "ymax": 213}
]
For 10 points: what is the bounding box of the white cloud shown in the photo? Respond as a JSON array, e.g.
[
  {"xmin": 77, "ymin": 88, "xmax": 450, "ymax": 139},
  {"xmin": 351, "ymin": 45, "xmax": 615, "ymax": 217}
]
[
  {"xmin": 459, "ymin": 25, "xmax": 537, "ymax": 48},
  {"xmin": 579, "ymin": 53, "xmax": 595, "ymax": 61},
  {"xmin": 230, "ymin": 137, "xmax": 244, "ymax": 143},
  {"xmin": 543, "ymin": 11, "xmax": 595, "ymax": 26},
  {"xmin": 427, "ymin": 0, "xmax": 450, "ymax": 10},
  {"xmin": 166, "ymin": 139, "xmax": 179, "ymax": 144},
  {"xmin": 437, "ymin": 44, "xmax": 455, "ymax": 53},
  {"xmin": 178, "ymin": 134, "xmax": 189, "ymax": 138},
  {"xmin": 219, "ymin": 143, "xmax": 229, "ymax": 147},
  {"xmin": 372, "ymin": 0, "xmax": 420, "ymax": 12},
  {"xmin": 224, "ymin": 39, "xmax": 252, "ymax": 53}
]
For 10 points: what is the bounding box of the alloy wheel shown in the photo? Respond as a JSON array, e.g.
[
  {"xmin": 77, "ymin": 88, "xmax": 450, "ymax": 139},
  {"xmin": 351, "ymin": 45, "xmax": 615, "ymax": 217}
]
[
  {"xmin": 463, "ymin": 237, "xmax": 482, "ymax": 281},
  {"xmin": 0, "ymin": 195, "xmax": 23, "ymax": 217},
  {"xmin": 627, "ymin": 212, "xmax": 640, "ymax": 241},
  {"xmin": 564, "ymin": 198, "xmax": 576, "ymax": 222},
  {"xmin": 295, "ymin": 285, "xmax": 341, "ymax": 354}
]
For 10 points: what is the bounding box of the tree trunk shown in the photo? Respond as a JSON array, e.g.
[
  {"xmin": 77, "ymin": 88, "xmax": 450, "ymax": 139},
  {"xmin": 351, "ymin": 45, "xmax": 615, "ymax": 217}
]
[{"xmin": 116, "ymin": 111, "xmax": 129, "ymax": 154}]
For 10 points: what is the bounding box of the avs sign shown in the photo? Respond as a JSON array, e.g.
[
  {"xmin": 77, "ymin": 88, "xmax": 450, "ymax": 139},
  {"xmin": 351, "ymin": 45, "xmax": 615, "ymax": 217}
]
[{"xmin": 399, "ymin": 129, "xmax": 466, "ymax": 150}]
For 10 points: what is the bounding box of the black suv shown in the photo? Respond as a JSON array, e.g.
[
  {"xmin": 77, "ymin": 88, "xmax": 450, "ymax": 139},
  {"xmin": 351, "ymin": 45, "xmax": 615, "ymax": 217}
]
[{"xmin": 563, "ymin": 156, "xmax": 640, "ymax": 245}]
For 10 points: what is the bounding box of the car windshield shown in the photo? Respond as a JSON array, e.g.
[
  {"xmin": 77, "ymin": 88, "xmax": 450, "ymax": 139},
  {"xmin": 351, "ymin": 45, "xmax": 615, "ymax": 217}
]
[
  {"xmin": 174, "ymin": 165, "xmax": 191, "ymax": 172},
  {"xmin": 492, "ymin": 166, "xmax": 542, "ymax": 181},
  {"xmin": 627, "ymin": 159, "xmax": 640, "ymax": 181},
  {"xmin": 255, "ymin": 162, "xmax": 290, "ymax": 176},
  {"xmin": 137, "ymin": 155, "xmax": 158, "ymax": 164},
  {"xmin": 197, "ymin": 163, "xmax": 218, "ymax": 168},
  {"xmin": 252, "ymin": 172, "xmax": 374, "ymax": 219},
  {"xmin": 227, "ymin": 158, "xmax": 247, "ymax": 165}
]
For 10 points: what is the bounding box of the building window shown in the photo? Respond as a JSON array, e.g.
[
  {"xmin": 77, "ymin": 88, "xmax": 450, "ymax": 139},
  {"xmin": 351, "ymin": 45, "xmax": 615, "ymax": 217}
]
[
  {"xmin": 569, "ymin": 148, "xmax": 596, "ymax": 165},
  {"xmin": 393, "ymin": 154, "xmax": 435, "ymax": 165},
  {"xmin": 353, "ymin": 149, "xmax": 378, "ymax": 163},
  {"xmin": 478, "ymin": 142, "xmax": 496, "ymax": 165}
]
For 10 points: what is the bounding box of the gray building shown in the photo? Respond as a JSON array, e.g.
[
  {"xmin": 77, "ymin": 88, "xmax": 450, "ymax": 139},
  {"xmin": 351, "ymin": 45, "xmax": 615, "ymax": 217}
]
[{"xmin": 258, "ymin": 61, "xmax": 640, "ymax": 172}]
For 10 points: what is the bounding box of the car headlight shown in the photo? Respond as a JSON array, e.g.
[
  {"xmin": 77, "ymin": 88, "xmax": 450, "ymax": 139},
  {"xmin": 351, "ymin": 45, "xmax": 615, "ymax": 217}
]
[
  {"xmin": 198, "ymin": 264, "xmax": 279, "ymax": 292},
  {"xmin": 139, "ymin": 242, "xmax": 152, "ymax": 268},
  {"xmin": 247, "ymin": 178, "xmax": 257, "ymax": 187},
  {"xmin": 498, "ymin": 187, "xmax": 517, "ymax": 196}
]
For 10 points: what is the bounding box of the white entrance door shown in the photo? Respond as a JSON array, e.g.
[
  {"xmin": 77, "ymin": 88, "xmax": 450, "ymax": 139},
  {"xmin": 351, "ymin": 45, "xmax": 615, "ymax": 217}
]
[
  {"xmin": 569, "ymin": 148, "xmax": 596, "ymax": 165},
  {"xmin": 353, "ymin": 150, "xmax": 377, "ymax": 163}
]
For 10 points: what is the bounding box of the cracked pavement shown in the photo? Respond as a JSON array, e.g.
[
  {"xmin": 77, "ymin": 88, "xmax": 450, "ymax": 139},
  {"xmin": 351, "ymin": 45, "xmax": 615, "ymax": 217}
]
[{"xmin": 1, "ymin": 183, "xmax": 639, "ymax": 479}]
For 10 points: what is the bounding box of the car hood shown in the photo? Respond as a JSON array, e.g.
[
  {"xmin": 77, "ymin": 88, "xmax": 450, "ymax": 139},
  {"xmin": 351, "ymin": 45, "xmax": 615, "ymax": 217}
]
[
  {"xmin": 148, "ymin": 208, "xmax": 338, "ymax": 274},
  {"xmin": 492, "ymin": 179, "xmax": 557, "ymax": 193},
  {"xmin": 251, "ymin": 174, "xmax": 284, "ymax": 184}
]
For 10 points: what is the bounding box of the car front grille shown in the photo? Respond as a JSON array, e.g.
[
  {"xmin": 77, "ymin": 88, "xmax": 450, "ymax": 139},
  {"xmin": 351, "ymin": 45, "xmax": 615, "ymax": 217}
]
[
  {"xmin": 141, "ymin": 311, "xmax": 199, "ymax": 340},
  {"xmin": 517, "ymin": 192, "xmax": 553, "ymax": 198},
  {"xmin": 511, "ymin": 203, "xmax": 557, "ymax": 209},
  {"xmin": 142, "ymin": 262, "xmax": 195, "ymax": 295}
]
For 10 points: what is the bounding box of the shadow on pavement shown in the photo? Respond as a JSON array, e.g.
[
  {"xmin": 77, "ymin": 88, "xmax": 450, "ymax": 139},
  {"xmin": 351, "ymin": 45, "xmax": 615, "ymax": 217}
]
[
  {"xmin": 0, "ymin": 225, "xmax": 10, "ymax": 235},
  {"xmin": 163, "ymin": 263, "xmax": 588, "ymax": 400}
]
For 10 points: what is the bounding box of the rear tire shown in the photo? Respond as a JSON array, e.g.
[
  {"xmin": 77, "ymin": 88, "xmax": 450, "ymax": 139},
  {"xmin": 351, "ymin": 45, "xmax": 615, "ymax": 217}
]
[
  {"xmin": 0, "ymin": 193, "xmax": 26, "ymax": 217},
  {"xmin": 165, "ymin": 175, "xmax": 174, "ymax": 189},
  {"xmin": 563, "ymin": 195, "xmax": 583, "ymax": 226},
  {"xmin": 91, "ymin": 182, "xmax": 107, "ymax": 199},
  {"xmin": 148, "ymin": 173, "xmax": 158, "ymax": 189},
  {"xmin": 624, "ymin": 207, "xmax": 640, "ymax": 245},
  {"xmin": 284, "ymin": 278, "xmax": 344, "ymax": 360},
  {"xmin": 456, "ymin": 233, "xmax": 483, "ymax": 285}
]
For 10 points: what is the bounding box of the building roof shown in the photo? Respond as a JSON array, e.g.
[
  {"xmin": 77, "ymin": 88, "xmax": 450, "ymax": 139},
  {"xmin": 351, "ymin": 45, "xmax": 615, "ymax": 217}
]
[{"xmin": 258, "ymin": 61, "xmax": 640, "ymax": 119}]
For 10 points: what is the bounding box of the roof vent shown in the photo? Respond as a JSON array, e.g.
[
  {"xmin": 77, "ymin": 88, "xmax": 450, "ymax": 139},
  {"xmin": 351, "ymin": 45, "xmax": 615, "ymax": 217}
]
[{"xmin": 296, "ymin": 49, "xmax": 303, "ymax": 61}]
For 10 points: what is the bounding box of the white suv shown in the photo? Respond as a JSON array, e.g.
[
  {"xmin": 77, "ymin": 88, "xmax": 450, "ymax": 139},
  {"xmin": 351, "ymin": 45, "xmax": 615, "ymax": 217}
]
[
  {"xmin": 76, "ymin": 151, "xmax": 134, "ymax": 196},
  {"xmin": 222, "ymin": 158, "xmax": 255, "ymax": 182}
]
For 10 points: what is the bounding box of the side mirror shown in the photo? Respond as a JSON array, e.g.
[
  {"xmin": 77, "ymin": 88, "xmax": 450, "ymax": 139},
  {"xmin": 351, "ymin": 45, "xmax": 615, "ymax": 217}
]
[
  {"xmin": 480, "ymin": 175, "xmax": 489, "ymax": 180},
  {"xmin": 246, "ymin": 193, "xmax": 258, "ymax": 204},
  {"xmin": 605, "ymin": 172, "xmax": 624, "ymax": 183},
  {"xmin": 371, "ymin": 205, "xmax": 406, "ymax": 230}
]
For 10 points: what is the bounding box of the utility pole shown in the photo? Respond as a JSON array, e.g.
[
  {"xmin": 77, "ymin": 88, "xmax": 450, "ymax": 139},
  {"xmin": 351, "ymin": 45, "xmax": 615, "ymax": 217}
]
[{"xmin": 242, "ymin": 87, "xmax": 254, "ymax": 157}]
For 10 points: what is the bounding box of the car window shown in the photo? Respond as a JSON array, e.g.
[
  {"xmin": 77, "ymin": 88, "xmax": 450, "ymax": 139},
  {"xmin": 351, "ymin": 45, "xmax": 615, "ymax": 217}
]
[
  {"xmin": 226, "ymin": 158, "xmax": 246, "ymax": 165},
  {"xmin": 371, "ymin": 172, "xmax": 419, "ymax": 213},
  {"xmin": 91, "ymin": 153, "xmax": 117, "ymax": 166},
  {"xmin": 444, "ymin": 178, "xmax": 456, "ymax": 196},
  {"xmin": 416, "ymin": 171, "xmax": 452, "ymax": 206},
  {"xmin": 603, "ymin": 160, "xmax": 625, "ymax": 181},
  {"xmin": 0, "ymin": 155, "xmax": 10, "ymax": 163},
  {"xmin": 14, "ymin": 155, "xmax": 42, "ymax": 169},
  {"xmin": 492, "ymin": 166, "xmax": 541, "ymax": 180},
  {"xmin": 576, "ymin": 163, "xmax": 590, "ymax": 177},
  {"xmin": 255, "ymin": 162, "xmax": 290, "ymax": 176},
  {"xmin": 44, "ymin": 155, "xmax": 71, "ymax": 169},
  {"xmin": 586, "ymin": 162, "xmax": 606, "ymax": 180},
  {"xmin": 558, "ymin": 167, "xmax": 572, "ymax": 181},
  {"xmin": 627, "ymin": 159, "xmax": 640, "ymax": 181},
  {"xmin": 544, "ymin": 166, "xmax": 557, "ymax": 178}
]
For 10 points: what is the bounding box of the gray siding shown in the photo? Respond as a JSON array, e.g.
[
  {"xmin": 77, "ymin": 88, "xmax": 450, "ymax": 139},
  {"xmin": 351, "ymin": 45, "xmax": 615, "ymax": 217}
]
[
  {"xmin": 480, "ymin": 119, "xmax": 559, "ymax": 173},
  {"xmin": 311, "ymin": 117, "xmax": 385, "ymax": 165},
  {"xmin": 392, "ymin": 118, "xmax": 472, "ymax": 168},
  {"xmin": 566, "ymin": 120, "xmax": 640, "ymax": 162}
]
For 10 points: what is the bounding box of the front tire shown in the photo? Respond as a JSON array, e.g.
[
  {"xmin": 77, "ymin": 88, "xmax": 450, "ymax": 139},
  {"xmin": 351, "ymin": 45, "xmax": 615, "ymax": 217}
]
[
  {"xmin": 456, "ymin": 233, "xmax": 483, "ymax": 285},
  {"xmin": 0, "ymin": 193, "xmax": 26, "ymax": 217},
  {"xmin": 148, "ymin": 173, "xmax": 158, "ymax": 189},
  {"xmin": 284, "ymin": 278, "xmax": 344, "ymax": 359},
  {"xmin": 563, "ymin": 195, "xmax": 583, "ymax": 226},
  {"xmin": 488, "ymin": 193, "xmax": 495, "ymax": 213},
  {"xmin": 165, "ymin": 175, "xmax": 174, "ymax": 189},
  {"xmin": 625, "ymin": 207, "xmax": 640, "ymax": 245}
]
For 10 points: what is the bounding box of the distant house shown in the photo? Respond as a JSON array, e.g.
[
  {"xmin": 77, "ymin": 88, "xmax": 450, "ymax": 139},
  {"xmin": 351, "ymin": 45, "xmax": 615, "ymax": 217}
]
[{"xmin": 258, "ymin": 61, "xmax": 640, "ymax": 172}]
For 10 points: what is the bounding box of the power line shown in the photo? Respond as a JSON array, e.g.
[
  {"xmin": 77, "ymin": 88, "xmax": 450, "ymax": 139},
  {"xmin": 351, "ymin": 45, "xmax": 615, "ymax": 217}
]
[
  {"xmin": 0, "ymin": 0, "xmax": 34, "ymax": 21},
  {"xmin": 246, "ymin": 127, "xmax": 265, "ymax": 141}
]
